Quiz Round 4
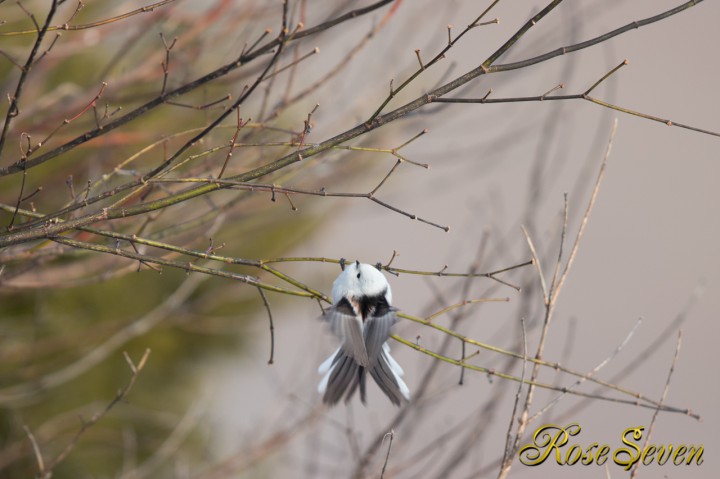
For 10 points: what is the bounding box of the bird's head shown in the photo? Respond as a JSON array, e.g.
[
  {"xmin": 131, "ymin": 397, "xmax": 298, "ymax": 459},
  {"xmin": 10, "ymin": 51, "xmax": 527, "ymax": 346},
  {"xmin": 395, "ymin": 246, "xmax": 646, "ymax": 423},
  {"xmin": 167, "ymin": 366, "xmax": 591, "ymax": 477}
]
[{"xmin": 331, "ymin": 261, "xmax": 392, "ymax": 304}]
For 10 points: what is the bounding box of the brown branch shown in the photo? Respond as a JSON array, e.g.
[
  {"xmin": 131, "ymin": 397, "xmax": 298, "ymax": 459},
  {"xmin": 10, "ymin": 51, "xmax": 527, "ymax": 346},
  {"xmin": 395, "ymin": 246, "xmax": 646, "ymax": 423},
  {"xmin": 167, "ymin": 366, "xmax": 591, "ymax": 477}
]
[
  {"xmin": 0, "ymin": 0, "xmax": 396, "ymax": 177},
  {"xmin": 500, "ymin": 119, "xmax": 619, "ymax": 478},
  {"xmin": 47, "ymin": 235, "xmax": 314, "ymax": 297},
  {"xmin": 39, "ymin": 349, "xmax": 151, "ymax": 479},
  {"xmin": 367, "ymin": 0, "xmax": 503, "ymax": 121},
  {"xmin": 159, "ymin": 32, "xmax": 177, "ymax": 96},
  {"xmin": 257, "ymin": 287, "xmax": 275, "ymax": 365},
  {"xmin": 0, "ymin": 1, "xmax": 702, "ymax": 250},
  {"xmin": 0, "ymin": 0, "xmax": 59, "ymax": 158},
  {"xmin": 392, "ymin": 335, "xmax": 697, "ymax": 417},
  {"xmin": 380, "ymin": 430, "xmax": 395, "ymax": 479},
  {"xmin": 630, "ymin": 330, "xmax": 683, "ymax": 478},
  {"xmin": 218, "ymin": 108, "xmax": 250, "ymax": 179},
  {"xmin": 0, "ymin": 0, "xmax": 177, "ymax": 36},
  {"xmin": 433, "ymin": 60, "xmax": 720, "ymax": 138}
]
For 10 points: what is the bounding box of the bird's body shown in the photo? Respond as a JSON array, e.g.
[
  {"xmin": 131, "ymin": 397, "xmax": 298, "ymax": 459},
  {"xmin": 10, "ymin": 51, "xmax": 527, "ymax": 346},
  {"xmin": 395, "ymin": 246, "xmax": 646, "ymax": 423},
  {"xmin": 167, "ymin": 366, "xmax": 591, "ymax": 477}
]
[{"xmin": 318, "ymin": 261, "xmax": 410, "ymax": 406}]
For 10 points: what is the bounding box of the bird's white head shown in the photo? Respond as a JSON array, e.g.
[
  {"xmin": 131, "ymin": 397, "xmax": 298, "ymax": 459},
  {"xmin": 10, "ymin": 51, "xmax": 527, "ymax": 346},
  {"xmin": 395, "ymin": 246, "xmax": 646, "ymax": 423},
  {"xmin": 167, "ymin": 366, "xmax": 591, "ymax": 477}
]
[{"xmin": 331, "ymin": 261, "xmax": 392, "ymax": 305}]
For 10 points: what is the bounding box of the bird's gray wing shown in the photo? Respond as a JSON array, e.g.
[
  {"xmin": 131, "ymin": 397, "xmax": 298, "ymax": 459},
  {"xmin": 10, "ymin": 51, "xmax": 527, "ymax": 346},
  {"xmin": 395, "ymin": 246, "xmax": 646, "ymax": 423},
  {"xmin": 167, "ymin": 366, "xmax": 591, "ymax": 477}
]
[
  {"xmin": 324, "ymin": 298, "xmax": 369, "ymax": 367},
  {"xmin": 365, "ymin": 306, "xmax": 410, "ymax": 406},
  {"xmin": 363, "ymin": 307, "xmax": 398, "ymax": 365}
]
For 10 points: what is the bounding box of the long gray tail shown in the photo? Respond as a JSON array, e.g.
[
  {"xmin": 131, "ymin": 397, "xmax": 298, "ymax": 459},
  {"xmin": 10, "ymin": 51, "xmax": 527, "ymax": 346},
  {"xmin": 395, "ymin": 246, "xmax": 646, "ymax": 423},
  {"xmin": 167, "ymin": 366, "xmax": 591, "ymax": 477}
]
[
  {"xmin": 319, "ymin": 345, "xmax": 409, "ymax": 406},
  {"xmin": 318, "ymin": 348, "xmax": 366, "ymax": 405},
  {"xmin": 368, "ymin": 347, "xmax": 409, "ymax": 406}
]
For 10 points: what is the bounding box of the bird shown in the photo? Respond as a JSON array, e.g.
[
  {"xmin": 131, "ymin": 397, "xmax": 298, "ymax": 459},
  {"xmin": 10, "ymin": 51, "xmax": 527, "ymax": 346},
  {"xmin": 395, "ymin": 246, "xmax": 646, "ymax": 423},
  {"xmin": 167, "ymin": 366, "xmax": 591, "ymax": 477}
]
[{"xmin": 318, "ymin": 260, "xmax": 410, "ymax": 406}]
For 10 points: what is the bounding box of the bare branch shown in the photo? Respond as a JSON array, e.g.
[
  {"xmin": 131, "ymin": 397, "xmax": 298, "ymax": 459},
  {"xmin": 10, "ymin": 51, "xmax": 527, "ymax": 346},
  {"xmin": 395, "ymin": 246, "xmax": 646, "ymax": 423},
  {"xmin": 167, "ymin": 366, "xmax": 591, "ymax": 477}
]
[
  {"xmin": 41, "ymin": 349, "xmax": 151, "ymax": 478},
  {"xmin": 0, "ymin": 0, "xmax": 59, "ymax": 158}
]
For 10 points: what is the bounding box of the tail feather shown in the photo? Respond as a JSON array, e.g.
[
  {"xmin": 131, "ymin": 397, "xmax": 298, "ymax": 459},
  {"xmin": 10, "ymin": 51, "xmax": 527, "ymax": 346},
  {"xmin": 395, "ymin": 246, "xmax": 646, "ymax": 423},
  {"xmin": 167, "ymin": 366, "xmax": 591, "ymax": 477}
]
[
  {"xmin": 368, "ymin": 349, "xmax": 410, "ymax": 406},
  {"xmin": 359, "ymin": 367, "xmax": 367, "ymax": 403},
  {"xmin": 343, "ymin": 365, "xmax": 367, "ymax": 404},
  {"xmin": 318, "ymin": 344, "xmax": 409, "ymax": 406},
  {"xmin": 320, "ymin": 349, "xmax": 362, "ymax": 405}
]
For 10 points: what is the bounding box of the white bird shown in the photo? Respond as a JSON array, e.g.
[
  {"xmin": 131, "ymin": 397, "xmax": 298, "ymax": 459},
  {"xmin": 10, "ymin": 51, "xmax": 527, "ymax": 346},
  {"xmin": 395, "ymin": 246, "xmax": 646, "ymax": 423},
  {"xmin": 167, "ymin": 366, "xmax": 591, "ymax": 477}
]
[{"xmin": 318, "ymin": 261, "xmax": 410, "ymax": 406}]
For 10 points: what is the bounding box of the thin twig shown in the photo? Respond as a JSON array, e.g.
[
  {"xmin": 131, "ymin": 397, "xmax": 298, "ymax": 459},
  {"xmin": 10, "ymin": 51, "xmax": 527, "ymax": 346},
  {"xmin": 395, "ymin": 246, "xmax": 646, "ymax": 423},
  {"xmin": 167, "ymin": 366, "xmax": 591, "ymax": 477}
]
[
  {"xmin": 41, "ymin": 349, "xmax": 151, "ymax": 478},
  {"xmin": 391, "ymin": 335, "xmax": 697, "ymax": 418},
  {"xmin": 1, "ymin": 1, "xmax": 177, "ymax": 36},
  {"xmin": 23, "ymin": 425, "xmax": 46, "ymax": 477},
  {"xmin": 0, "ymin": 0, "xmax": 396, "ymax": 176},
  {"xmin": 380, "ymin": 430, "xmax": 394, "ymax": 478},
  {"xmin": 218, "ymin": 108, "xmax": 250, "ymax": 179},
  {"xmin": 521, "ymin": 226, "xmax": 548, "ymax": 304},
  {"xmin": 0, "ymin": 3, "xmax": 704, "ymax": 250},
  {"xmin": 367, "ymin": 0, "xmax": 503, "ymax": 121},
  {"xmin": 630, "ymin": 330, "xmax": 683, "ymax": 478},
  {"xmin": 257, "ymin": 287, "xmax": 275, "ymax": 364},
  {"xmin": 0, "ymin": 0, "xmax": 59, "ymax": 158},
  {"xmin": 553, "ymin": 118, "xmax": 618, "ymax": 306},
  {"xmin": 499, "ymin": 317, "xmax": 529, "ymax": 476},
  {"xmin": 159, "ymin": 32, "xmax": 178, "ymax": 95},
  {"xmin": 528, "ymin": 317, "xmax": 643, "ymax": 422},
  {"xmin": 262, "ymin": 47, "xmax": 319, "ymax": 81}
]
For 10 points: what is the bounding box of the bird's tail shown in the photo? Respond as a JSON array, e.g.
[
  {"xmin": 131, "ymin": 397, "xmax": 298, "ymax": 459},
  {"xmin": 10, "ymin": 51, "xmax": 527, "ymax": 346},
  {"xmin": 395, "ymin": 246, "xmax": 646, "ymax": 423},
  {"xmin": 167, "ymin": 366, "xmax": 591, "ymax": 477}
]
[
  {"xmin": 368, "ymin": 344, "xmax": 410, "ymax": 406},
  {"xmin": 318, "ymin": 344, "xmax": 409, "ymax": 406},
  {"xmin": 318, "ymin": 347, "xmax": 366, "ymax": 405}
]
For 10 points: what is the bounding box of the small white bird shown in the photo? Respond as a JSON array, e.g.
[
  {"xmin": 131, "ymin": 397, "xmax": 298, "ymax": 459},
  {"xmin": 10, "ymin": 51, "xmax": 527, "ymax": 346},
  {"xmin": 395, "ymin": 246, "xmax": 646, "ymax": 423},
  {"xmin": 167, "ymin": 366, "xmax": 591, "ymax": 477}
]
[{"xmin": 318, "ymin": 261, "xmax": 410, "ymax": 406}]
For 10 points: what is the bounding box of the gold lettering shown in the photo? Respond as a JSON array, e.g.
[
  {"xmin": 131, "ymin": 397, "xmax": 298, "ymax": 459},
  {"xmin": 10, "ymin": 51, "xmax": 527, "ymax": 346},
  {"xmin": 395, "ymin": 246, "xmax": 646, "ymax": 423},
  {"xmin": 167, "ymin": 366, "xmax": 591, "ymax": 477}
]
[
  {"xmin": 596, "ymin": 445, "xmax": 610, "ymax": 465},
  {"xmin": 641, "ymin": 444, "xmax": 656, "ymax": 465},
  {"xmin": 518, "ymin": 424, "xmax": 579, "ymax": 466},
  {"xmin": 581, "ymin": 443, "xmax": 599, "ymax": 465},
  {"xmin": 673, "ymin": 445, "xmax": 687, "ymax": 465},
  {"xmin": 566, "ymin": 444, "xmax": 582, "ymax": 465},
  {"xmin": 656, "ymin": 445, "xmax": 671, "ymax": 465},
  {"xmin": 613, "ymin": 426, "xmax": 643, "ymax": 471},
  {"xmin": 685, "ymin": 446, "xmax": 704, "ymax": 465},
  {"xmin": 517, "ymin": 424, "xmax": 703, "ymax": 469}
]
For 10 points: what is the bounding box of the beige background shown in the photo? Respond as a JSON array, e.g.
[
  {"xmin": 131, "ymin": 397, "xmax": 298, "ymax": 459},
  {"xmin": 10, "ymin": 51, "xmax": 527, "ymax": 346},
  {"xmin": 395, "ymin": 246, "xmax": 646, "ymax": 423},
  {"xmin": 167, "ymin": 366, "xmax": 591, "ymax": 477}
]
[{"xmin": 204, "ymin": 1, "xmax": 718, "ymax": 477}]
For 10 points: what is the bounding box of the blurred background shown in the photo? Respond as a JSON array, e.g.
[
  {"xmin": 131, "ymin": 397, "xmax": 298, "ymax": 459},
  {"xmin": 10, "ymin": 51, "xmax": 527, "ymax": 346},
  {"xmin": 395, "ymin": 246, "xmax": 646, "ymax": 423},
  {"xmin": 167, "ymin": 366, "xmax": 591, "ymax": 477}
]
[{"xmin": 0, "ymin": 1, "xmax": 717, "ymax": 478}]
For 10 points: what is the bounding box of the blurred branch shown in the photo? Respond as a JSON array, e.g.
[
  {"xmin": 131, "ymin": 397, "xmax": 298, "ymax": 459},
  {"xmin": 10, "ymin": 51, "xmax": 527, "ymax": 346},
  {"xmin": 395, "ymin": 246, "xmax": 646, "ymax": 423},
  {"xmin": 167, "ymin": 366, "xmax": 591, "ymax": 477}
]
[
  {"xmin": 269, "ymin": 1, "xmax": 402, "ymax": 118},
  {"xmin": 0, "ymin": 276, "xmax": 200, "ymax": 405},
  {"xmin": 391, "ymin": 334, "xmax": 698, "ymax": 419},
  {"xmin": 367, "ymin": 0, "xmax": 502, "ymax": 121},
  {"xmin": 146, "ymin": 175, "xmax": 450, "ymax": 231},
  {"xmin": 0, "ymin": 1, "xmax": 178, "ymax": 36},
  {"xmin": 380, "ymin": 430, "xmax": 395, "ymax": 479},
  {"xmin": 37, "ymin": 349, "xmax": 151, "ymax": 479},
  {"xmin": 487, "ymin": 0, "xmax": 703, "ymax": 74},
  {"xmin": 435, "ymin": 60, "xmax": 720, "ymax": 138},
  {"xmin": 257, "ymin": 287, "xmax": 275, "ymax": 365},
  {"xmin": 630, "ymin": 330, "xmax": 682, "ymax": 478},
  {"xmin": 0, "ymin": 186, "xmax": 699, "ymax": 422},
  {"xmin": 497, "ymin": 119, "xmax": 617, "ymax": 478},
  {"xmin": 0, "ymin": 0, "xmax": 396, "ymax": 177},
  {"xmin": 3, "ymin": 125, "xmax": 434, "ymax": 242},
  {"xmin": 0, "ymin": 0, "xmax": 703, "ymax": 251},
  {"xmin": 0, "ymin": 2, "xmax": 711, "ymax": 475},
  {"xmin": 0, "ymin": 201, "xmax": 530, "ymax": 292},
  {"xmin": 501, "ymin": 317, "xmax": 529, "ymax": 470},
  {"xmin": 122, "ymin": 395, "xmax": 207, "ymax": 479},
  {"xmin": 0, "ymin": 0, "xmax": 58, "ymax": 162},
  {"xmin": 48, "ymin": 235, "xmax": 314, "ymax": 297},
  {"xmin": 398, "ymin": 302, "xmax": 646, "ymax": 403},
  {"xmin": 196, "ymin": 406, "xmax": 323, "ymax": 479},
  {"xmin": 529, "ymin": 318, "xmax": 643, "ymax": 423}
]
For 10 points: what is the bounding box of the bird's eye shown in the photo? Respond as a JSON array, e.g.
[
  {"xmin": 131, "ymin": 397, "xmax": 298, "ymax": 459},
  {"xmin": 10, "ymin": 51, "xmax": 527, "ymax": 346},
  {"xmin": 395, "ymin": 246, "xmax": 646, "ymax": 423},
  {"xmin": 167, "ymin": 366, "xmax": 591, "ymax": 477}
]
[{"xmin": 356, "ymin": 272, "xmax": 361, "ymax": 279}]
